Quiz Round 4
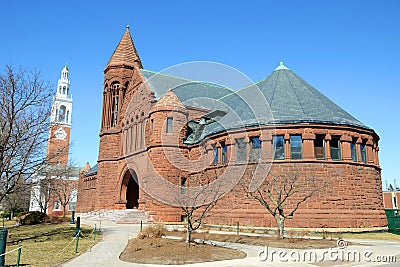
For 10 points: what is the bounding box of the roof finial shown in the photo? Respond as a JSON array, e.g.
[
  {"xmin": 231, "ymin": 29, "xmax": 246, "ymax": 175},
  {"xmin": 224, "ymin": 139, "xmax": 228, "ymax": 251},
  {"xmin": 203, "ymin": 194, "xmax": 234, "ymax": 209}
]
[
  {"xmin": 275, "ymin": 61, "xmax": 289, "ymax": 71},
  {"xmin": 126, "ymin": 25, "xmax": 130, "ymax": 30}
]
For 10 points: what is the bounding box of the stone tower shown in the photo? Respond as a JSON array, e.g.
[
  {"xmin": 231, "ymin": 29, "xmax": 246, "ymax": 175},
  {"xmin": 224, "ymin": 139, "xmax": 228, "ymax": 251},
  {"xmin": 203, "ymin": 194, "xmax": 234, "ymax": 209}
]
[{"xmin": 46, "ymin": 64, "xmax": 73, "ymax": 166}]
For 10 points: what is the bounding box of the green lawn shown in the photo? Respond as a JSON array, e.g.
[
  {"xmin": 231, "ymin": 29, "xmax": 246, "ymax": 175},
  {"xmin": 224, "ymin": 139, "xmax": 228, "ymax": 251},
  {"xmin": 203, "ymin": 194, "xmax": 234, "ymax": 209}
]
[{"xmin": 3, "ymin": 222, "xmax": 101, "ymax": 267}]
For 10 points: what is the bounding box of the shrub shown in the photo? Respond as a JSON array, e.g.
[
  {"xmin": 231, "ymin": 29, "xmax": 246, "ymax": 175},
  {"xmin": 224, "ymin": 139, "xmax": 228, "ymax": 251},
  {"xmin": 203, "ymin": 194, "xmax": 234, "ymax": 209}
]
[
  {"xmin": 137, "ymin": 224, "xmax": 166, "ymax": 239},
  {"xmin": 17, "ymin": 211, "xmax": 46, "ymax": 225},
  {"xmin": 44, "ymin": 215, "xmax": 71, "ymax": 224}
]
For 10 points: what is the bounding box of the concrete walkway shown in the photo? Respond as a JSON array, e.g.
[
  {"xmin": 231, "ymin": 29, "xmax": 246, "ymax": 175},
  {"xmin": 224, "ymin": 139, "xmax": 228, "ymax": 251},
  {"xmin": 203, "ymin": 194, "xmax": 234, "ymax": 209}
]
[{"xmin": 63, "ymin": 219, "xmax": 400, "ymax": 267}]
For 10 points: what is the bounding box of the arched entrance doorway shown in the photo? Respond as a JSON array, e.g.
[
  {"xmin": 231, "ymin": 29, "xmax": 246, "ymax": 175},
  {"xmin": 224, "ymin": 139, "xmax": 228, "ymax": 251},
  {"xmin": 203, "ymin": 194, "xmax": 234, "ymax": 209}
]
[{"xmin": 121, "ymin": 170, "xmax": 139, "ymax": 209}]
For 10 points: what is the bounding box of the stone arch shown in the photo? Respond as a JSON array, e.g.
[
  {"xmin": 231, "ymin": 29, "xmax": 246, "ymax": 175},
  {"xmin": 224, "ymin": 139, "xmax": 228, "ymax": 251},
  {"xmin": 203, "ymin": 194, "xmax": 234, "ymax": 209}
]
[{"xmin": 120, "ymin": 169, "xmax": 139, "ymax": 209}]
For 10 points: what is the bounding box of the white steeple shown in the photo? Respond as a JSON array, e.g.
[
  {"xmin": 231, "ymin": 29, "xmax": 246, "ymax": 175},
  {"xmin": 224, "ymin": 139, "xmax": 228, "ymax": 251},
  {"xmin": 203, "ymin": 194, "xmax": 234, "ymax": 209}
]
[{"xmin": 50, "ymin": 64, "xmax": 73, "ymax": 126}]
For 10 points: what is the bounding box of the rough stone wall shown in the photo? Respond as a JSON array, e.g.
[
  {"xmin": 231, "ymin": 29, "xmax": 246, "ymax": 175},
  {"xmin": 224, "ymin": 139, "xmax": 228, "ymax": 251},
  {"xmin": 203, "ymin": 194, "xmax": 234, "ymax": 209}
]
[
  {"xmin": 145, "ymin": 161, "xmax": 386, "ymax": 228},
  {"xmin": 76, "ymin": 174, "xmax": 97, "ymax": 213}
]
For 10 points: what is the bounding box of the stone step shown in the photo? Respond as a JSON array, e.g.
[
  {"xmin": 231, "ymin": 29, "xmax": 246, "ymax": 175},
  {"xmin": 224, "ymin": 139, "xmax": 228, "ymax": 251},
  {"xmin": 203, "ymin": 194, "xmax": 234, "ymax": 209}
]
[{"xmin": 78, "ymin": 209, "xmax": 154, "ymax": 224}]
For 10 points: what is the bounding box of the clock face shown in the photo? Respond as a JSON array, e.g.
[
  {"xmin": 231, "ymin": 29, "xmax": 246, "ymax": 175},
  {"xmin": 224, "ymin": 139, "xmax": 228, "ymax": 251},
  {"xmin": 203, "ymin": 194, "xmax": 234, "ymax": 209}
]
[{"xmin": 55, "ymin": 127, "xmax": 67, "ymax": 140}]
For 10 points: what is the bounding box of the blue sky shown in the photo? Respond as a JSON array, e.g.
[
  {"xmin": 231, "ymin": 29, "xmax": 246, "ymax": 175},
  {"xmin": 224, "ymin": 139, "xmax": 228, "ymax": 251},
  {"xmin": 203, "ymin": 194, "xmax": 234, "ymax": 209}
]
[{"xmin": 1, "ymin": 0, "xmax": 399, "ymax": 188}]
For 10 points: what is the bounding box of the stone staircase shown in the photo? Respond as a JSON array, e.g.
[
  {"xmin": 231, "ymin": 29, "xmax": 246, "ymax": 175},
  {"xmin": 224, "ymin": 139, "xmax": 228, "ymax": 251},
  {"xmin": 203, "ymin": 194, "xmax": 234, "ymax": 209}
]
[{"xmin": 77, "ymin": 209, "xmax": 154, "ymax": 224}]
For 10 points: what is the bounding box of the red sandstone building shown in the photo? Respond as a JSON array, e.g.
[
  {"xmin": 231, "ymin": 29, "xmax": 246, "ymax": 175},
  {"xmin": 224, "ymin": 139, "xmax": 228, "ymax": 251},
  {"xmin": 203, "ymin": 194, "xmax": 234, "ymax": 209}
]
[{"xmin": 77, "ymin": 27, "xmax": 386, "ymax": 228}]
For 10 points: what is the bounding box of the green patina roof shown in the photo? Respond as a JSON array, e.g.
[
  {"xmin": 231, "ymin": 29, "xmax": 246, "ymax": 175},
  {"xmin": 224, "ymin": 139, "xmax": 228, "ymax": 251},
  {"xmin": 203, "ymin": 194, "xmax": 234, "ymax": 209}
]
[{"xmin": 140, "ymin": 64, "xmax": 369, "ymax": 145}]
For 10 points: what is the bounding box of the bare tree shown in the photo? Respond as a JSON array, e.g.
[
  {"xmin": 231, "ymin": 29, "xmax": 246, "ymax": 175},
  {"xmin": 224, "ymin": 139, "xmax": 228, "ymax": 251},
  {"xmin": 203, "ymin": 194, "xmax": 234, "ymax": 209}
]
[
  {"xmin": 0, "ymin": 65, "xmax": 52, "ymax": 203},
  {"xmin": 30, "ymin": 164, "xmax": 77, "ymax": 216},
  {"xmin": 51, "ymin": 164, "xmax": 78, "ymax": 217},
  {"xmin": 30, "ymin": 170, "xmax": 55, "ymax": 214},
  {"xmin": 244, "ymin": 168, "xmax": 328, "ymax": 239},
  {"xmin": 175, "ymin": 171, "xmax": 225, "ymax": 244},
  {"xmin": 2, "ymin": 179, "xmax": 30, "ymax": 218}
]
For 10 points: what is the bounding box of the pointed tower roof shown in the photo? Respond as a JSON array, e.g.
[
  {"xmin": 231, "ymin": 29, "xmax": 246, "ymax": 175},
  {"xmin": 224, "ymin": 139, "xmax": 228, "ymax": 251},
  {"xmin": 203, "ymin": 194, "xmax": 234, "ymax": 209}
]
[
  {"xmin": 249, "ymin": 62, "xmax": 368, "ymax": 129},
  {"xmin": 106, "ymin": 26, "xmax": 143, "ymax": 69}
]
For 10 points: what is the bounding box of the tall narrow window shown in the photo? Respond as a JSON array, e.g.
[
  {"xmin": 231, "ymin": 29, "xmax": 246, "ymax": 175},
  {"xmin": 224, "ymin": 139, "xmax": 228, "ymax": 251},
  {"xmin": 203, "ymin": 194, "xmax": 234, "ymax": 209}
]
[
  {"xmin": 166, "ymin": 117, "xmax": 173, "ymax": 133},
  {"xmin": 235, "ymin": 138, "xmax": 246, "ymax": 162},
  {"xmin": 111, "ymin": 83, "xmax": 120, "ymax": 127},
  {"xmin": 221, "ymin": 142, "xmax": 227, "ymax": 164},
  {"xmin": 133, "ymin": 124, "xmax": 137, "ymax": 151},
  {"xmin": 351, "ymin": 138, "xmax": 357, "ymax": 162},
  {"xmin": 290, "ymin": 135, "xmax": 303, "ymax": 159},
  {"xmin": 212, "ymin": 144, "xmax": 218, "ymax": 165},
  {"xmin": 360, "ymin": 141, "xmax": 367, "ymax": 163},
  {"xmin": 250, "ymin": 137, "xmax": 261, "ymax": 162},
  {"xmin": 330, "ymin": 136, "xmax": 341, "ymax": 160},
  {"xmin": 58, "ymin": 105, "xmax": 66, "ymax": 122},
  {"xmin": 314, "ymin": 135, "xmax": 325, "ymax": 159},
  {"xmin": 273, "ymin": 135, "xmax": 285, "ymax": 160},
  {"xmin": 181, "ymin": 177, "xmax": 187, "ymax": 194},
  {"xmin": 142, "ymin": 121, "xmax": 146, "ymax": 148},
  {"xmin": 151, "ymin": 119, "xmax": 154, "ymax": 133}
]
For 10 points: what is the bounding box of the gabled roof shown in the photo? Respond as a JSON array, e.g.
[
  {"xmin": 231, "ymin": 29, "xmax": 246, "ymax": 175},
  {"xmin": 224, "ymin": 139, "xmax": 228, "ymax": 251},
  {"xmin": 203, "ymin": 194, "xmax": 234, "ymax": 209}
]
[
  {"xmin": 84, "ymin": 164, "xmax": 98, "ymax": 177},
  {"xmin": 106, "ymin": 26, "xmax": 142, "ymax": 69}
]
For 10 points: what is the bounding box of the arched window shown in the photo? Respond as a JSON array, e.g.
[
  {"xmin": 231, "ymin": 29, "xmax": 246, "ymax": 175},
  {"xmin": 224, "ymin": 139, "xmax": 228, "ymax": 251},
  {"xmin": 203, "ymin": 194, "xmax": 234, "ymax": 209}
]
[
  {"xmin": 63, "ymin": 86, "xmax": 66, "ymax": 94},
  {"xmin": 59, "ymin": 105, "xmax": 66, "ymax": 122},
  {"xmin": 59, "ymin": 86, "xmax": 62, "ymax": 94},
  {"xmin": 111, "ymin": 82, "xmax": 120, "ymax": 127},
  {"xmin": 66, "ymin": 110, "xmax": 69, "ymax": 123}
]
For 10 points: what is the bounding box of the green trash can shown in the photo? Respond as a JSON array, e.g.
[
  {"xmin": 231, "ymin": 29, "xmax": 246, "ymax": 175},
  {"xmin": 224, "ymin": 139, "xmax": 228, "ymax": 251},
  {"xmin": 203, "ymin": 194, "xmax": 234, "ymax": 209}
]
[
  {"xmin": 385, "ymin": 209, "xmax": 400, "ymax": 234},
  {"xmin": 0, "ymin": 228, "xmax": 8, "ymax": 266}
]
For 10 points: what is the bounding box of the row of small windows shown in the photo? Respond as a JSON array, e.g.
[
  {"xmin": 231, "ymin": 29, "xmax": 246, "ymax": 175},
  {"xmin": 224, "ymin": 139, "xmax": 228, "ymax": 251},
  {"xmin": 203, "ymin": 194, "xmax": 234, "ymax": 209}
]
[
  {"xmin": 157, "ymin": 117, "xmax": 371, "ymax": 165},
  {"xmin": 272, "ymin": 135, "xmax": 367, "ymax": 162},
  {"xmin": 58, "ymin": 86, "xmax": 69, "ymax": 95},
  {"xmin": 210, "ymin": 134, "xmax": 369, "ymax": 165}
]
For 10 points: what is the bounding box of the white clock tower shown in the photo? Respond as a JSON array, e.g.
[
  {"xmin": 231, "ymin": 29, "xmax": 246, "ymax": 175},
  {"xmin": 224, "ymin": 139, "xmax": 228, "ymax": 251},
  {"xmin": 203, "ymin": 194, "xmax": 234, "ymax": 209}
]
[{"xmin": 46, "ymin": 64, "xmax": 73, "ymax": 166}]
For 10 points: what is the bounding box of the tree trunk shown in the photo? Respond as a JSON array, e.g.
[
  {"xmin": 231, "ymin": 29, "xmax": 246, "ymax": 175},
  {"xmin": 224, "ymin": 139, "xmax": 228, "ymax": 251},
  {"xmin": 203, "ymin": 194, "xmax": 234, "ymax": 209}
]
[
  {"xmin": 274, "ymin": 214, "xmax": 285, "ymax": 239},
  {"xmin": 186, "ymin": 221, "xmax": 192, "ymax": 244},
  {"xmin": 63, "ymin": 205, "xmax": 66, "ymax": 218}
]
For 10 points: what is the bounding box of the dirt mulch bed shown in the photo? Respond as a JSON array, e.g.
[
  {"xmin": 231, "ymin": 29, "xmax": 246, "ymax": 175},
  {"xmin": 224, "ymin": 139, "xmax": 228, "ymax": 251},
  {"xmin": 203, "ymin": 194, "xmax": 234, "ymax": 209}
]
[
  {"xmin": 167, "ymin": 231, "xmax": 339, "ymax": 249},
  {"xmin": 120, "ymin": 236, "xmax": 247, "ymax": 264}
]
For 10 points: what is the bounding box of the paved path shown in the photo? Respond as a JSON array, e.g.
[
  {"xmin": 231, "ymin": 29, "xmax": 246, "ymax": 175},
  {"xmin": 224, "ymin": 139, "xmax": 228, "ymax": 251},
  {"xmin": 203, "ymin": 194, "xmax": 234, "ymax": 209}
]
[{"xmin": 63, "ymin": 219, "xmax": 400, "ymax": 267}]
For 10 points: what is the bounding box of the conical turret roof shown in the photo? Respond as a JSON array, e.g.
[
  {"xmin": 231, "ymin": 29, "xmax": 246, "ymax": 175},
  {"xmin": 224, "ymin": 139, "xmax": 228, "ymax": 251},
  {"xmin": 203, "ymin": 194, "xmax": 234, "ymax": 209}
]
[
  {"xmin": 106, "ymin": 26, "xmax": 142, "ymax": 69},
  {"xmin": 250, "ymin": 62, "xmax": 367, "ymax": 129}
]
